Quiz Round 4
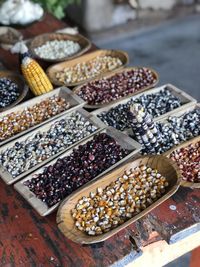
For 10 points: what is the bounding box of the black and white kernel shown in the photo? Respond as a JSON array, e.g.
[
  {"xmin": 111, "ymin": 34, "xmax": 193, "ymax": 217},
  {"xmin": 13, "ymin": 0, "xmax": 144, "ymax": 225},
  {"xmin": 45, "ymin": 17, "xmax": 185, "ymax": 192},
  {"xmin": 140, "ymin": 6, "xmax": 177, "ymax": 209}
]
[
  {"xmin": 0, "ymin": 112, "xmax": 97, "ymax": 178},
  {"xmin": 0, "ymin": 78, "xmax": 20, "ymax": 108},
  {"xmin": 98, "ymin": 88, "xmax": 182, "ymax": 131},
  {"xmin": 140, "ymin": 109, "xmax": 200, "ymax": 154}
]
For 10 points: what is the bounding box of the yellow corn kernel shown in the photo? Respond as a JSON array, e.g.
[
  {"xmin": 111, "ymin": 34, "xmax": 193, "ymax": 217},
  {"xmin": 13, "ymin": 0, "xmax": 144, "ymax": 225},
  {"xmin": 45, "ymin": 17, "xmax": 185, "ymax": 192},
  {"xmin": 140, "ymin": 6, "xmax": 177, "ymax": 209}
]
[{"xmin": 21, "ymin": 59, "xmax": 53, "ymax": 96}]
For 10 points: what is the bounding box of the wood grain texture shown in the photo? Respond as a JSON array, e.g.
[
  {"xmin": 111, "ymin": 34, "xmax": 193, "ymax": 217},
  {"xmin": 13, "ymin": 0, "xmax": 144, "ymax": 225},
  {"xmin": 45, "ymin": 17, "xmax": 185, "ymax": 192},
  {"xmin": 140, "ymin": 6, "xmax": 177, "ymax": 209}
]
[
  {"xmin": 46, "ymin": 49, "xmax": 129, "ymax": 87},
  {"xmin": 73, "ymin": 67, "xmax": 159, "ymax": 109},
  {"xmin": 0, "ymin": 13, "xmax": 200, "ymax": 267},
  {"xmin": 57, "ymin": 155, "xmax": 181, "ymax": 244}
]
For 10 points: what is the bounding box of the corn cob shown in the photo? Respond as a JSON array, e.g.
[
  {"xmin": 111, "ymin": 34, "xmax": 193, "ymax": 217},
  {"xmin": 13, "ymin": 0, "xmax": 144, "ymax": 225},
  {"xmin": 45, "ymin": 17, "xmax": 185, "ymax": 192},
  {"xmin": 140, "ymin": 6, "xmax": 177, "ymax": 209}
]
[
  {"xmin": 21, "ymin": 57, "xmax": 53, "ymax": 96},
  {"xmin": 12, "ymin": 42, "xmax": 53, "ymax": 96}
]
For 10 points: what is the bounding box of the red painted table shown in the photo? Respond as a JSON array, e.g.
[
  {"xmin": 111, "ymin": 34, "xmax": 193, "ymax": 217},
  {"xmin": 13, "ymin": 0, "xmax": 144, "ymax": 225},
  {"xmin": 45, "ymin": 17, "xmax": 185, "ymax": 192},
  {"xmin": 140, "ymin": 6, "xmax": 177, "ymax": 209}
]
[{"xmin": 0, "ymin": 14, "xmax": 200, "ymax": 267}]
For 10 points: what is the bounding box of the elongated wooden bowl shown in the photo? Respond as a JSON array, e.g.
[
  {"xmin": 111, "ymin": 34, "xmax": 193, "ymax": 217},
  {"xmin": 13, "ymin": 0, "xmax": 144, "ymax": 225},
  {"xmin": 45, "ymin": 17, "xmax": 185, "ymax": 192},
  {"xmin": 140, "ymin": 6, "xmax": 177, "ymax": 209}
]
[
  {"xmin": 57, "ymin": 155, "xmax": 181, "ymax": 244},
  {"xmin": 0, "ymin": 71, "xmax": 28, "ymax": 112},
  {"xmin": 30, "ymin": 33, "xmax": 91, "ymax": 63},
  {"xmin": 164, "ymin": 135, "xmax": 200, "ymax": 189},
  {"xmin": 46, "ymin": 49, "xmax": 129, "ymax": 87},
  {"xmin": 73, "ymin": 67, "xmax": 159, "ymax": 109}
]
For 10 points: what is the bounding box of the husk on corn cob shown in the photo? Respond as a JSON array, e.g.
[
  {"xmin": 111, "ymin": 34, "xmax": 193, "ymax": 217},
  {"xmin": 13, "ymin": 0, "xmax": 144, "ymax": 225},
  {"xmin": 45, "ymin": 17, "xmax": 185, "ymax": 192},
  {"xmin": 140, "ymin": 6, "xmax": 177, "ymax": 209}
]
[{"xmin": 12, "ymin": 42, "xmax": 53, "ymax": 96}]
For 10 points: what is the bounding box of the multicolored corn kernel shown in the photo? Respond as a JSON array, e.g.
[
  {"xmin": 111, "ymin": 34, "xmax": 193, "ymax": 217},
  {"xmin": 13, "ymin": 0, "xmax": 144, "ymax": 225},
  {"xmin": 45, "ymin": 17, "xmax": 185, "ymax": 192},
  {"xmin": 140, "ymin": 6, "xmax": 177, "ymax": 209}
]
[
  {"xmin": 56, "ymin": 55, "xmax": 123, "ymax": 84},
  {"xmin": 72, "ymin": 165, "xmax": 168, "ymax": 235},
  {"xmin": 0, "ymin": 95, "xmax": 70, "ymax": 142},
  {"xmin": 169, "ymin": 141, "xmax": 200, "ymax": 183},
  {"xmin": 76, "ymin": 67, "xmax": 157, "ymax": 105}
]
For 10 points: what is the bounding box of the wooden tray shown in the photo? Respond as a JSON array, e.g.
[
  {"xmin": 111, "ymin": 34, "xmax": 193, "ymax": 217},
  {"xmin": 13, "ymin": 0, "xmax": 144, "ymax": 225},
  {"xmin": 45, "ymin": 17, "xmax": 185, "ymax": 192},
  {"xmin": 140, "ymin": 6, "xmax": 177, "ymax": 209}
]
[
  {"xmin": 56, "ymin": 155, "xmax": 181, "ymax": 244},
  {"xmin": 0, "ymin": 87, "xmax": 85, "ymax": 147},
  {"xmin": 156, "ymin": 102, "xmax": 200, "ymax": 154},
  {"xmin": 0, "ymin": 108, "xmax": 105, "ymax": 185},
  {"xmin": 29, "ymin": 33, "xmax": 91, "ymax": 63},
  {"xmin": 164, "ymin": 135, "xmax": 200, "ymax": 189},
  {"xmin": 14, "ymin": 127, "xmax": 141, "ymax": 216},
  {"xmin": 73, "ymin": 67, "xmax": 159, "ymax": 109},
  {"xmin": 46, "ymin": 49, "xmax": 129, "ymax": 87},
  {"xmin": 0, "ymin": 71, "xmax": 28, "ymax": 112},
  {"xmin": 92, "ymin": 84, "xmax": 197, "ymax": 124}
]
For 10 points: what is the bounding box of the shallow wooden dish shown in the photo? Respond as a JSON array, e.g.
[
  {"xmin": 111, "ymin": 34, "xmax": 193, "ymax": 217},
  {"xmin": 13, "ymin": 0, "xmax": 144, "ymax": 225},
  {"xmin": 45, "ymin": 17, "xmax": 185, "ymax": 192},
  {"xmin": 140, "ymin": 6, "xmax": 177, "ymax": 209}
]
[
  {"xmin": 57, "ymin": 155, "xmax": 181, "ymax": 244},
  {"xmin": 164, "ymin": 135, "xmax": 200, "ymax": 189},
  {"xmin": 46, "ymin": 49, "xmax": 129, "ymax": 87},
  {"xmin": 0, "ymin": 27, "xmax": 23, "ymax": 47},
  {"xmin": 92, "ymin": 83, "xmax": 196, "ymax": 124},
  {"xmin": 14, "ymin": 127, "xmax": 141, "ymax": 216},
  {"xmin": 73, "ymin": 67, "xmax": 159, "ymax": 109},
  {"xmin": 30, "ymin": 33, "xmax": 91, "ymax": 63},
  {"xmin": 0, "ymin": 108, "xmax": 105, "ymax": 185},
  {"xmin": 0, "ymin": 71, "xmax": 28, "ymax": 112},
  {"xmin": 0, "ymin": 87, "xmax": 85, "ymax": 147}
]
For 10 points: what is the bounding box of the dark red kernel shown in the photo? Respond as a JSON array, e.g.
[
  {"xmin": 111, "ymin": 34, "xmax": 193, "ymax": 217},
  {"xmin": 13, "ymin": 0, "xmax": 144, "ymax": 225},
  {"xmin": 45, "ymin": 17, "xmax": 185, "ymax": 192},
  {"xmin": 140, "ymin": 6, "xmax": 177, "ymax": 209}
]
[{"xmin": 24, "ymin": 133, "xmax": 129, "ymax": 207}]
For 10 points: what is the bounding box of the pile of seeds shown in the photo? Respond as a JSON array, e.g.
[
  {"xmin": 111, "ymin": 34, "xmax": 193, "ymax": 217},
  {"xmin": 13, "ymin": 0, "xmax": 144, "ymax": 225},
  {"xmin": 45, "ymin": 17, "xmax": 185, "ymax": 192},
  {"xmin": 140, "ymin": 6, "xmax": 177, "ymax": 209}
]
[
  {"xmin": 169, "ymin": 141, "xmax": 200, "ymax": 183},
  {"xmin": 98, "ymin": 88, "xmax": 182, "ymax": 131},
  {"xmin": 76, "ymin": 68, "xmax": 157, "ymax": 105},
  {"xmin": 55, "ymin": 55, "xmax": 123, "ymax": 84},
  {"xmin": 24, "ymin": 133, "xmax": 129, "ymax": 207},
  {"xmin": 34, "ymin": 40, "xmax": 81, "ymax": 60},
  {"xmin": 128, "ymin": 104, "xmax": 200, "ymax": 154},
  {"xmin": 0, "ymin": 95, "xmax": 70, "ymax": 142},
  {"xmin": 0, "ymin": 78, "xmax": 20, "ymax": 108},
  {"xmin": 156, "ymin": 109, "xmax": 200, "ymax": 153},
  {"xmin": 72, "ymin": 165, "xmax": 168, "ymax": 236},
  {"xmin": 0, "ymin": 112, "xmax": 97, "ymax": 178}
]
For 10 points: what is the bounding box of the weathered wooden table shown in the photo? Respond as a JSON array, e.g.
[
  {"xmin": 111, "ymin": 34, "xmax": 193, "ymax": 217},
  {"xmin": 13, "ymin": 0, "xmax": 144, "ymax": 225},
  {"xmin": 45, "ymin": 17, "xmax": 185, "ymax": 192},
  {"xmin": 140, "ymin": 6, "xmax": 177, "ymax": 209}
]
[{"xmin": 0, "ymin": 14, "xmax": 199, "ymax": 267}]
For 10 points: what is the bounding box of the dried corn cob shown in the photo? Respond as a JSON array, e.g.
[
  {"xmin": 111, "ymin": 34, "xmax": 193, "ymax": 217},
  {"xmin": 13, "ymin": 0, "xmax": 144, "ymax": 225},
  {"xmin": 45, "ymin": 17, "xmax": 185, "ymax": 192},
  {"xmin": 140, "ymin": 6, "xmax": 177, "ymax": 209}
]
[{"xmin": 12, "ymin": 42, "xmax": 53, "ymax": 96}]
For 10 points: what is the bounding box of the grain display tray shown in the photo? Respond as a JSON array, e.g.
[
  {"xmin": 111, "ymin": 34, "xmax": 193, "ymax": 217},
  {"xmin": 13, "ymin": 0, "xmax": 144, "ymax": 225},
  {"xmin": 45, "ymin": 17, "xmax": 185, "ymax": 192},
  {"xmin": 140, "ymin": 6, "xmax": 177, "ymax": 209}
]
[
  {"xmin": 164, "ymin": 135, "xmax": 200, "ymax": 189},
  {"xmin": 56, "ymin": 155, "xmax": 181, "ymax": 244},
  {"xmin": 73, "ymin": 67, "xmax": 159, "ymax": 109},
  {"xmin": 46, "ymin": 49, "xmax": 129, "ymax": 87},
  {"xmin": 92, "ymin": 84, "xmax": 197, "ymax": 123},
  {"xmin": 156, "ymin": 103, "xmax": 200, "ymax": 154},
  {"xmin": 14, "ymin": 127, "xmax": 141, "ymax": 216},
  {"xmin": 29, "ymin": 32, "xmax": 92, "ymax": 63},
  {"xmin": 0, "ymin": 87, "xmax": 85, "ymax": 147},
  {"xmin": 0, "ymin": 108, "xmax": 105, "ymax": 185}
]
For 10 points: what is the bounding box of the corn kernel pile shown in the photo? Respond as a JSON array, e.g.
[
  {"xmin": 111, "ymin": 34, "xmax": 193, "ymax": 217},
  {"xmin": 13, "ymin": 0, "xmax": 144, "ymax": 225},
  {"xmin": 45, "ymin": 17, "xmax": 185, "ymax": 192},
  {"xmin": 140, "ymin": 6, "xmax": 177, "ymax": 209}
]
[
  {"xmin": 0, "ymin": 96, "xmax": 70, "ymax": 142},
  {"xmin": 55, "ymin": 55, "xmax": 123, "ymax": 84},
  {"xmin": 72, "ymin": 165, "xmax": 169, "ymax": 236}
]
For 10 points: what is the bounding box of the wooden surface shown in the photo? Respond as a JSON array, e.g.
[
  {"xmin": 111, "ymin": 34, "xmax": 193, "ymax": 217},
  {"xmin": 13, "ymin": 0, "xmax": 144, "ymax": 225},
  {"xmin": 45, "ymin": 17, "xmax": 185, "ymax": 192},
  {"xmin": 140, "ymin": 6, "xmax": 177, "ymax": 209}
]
[
  {"xmin": 57, "ymin": 155, "xmax": 181, "ymax": 244},
  {"xmin": 0, "ymin": 13, "xmax": 200, "ymax": 267}
]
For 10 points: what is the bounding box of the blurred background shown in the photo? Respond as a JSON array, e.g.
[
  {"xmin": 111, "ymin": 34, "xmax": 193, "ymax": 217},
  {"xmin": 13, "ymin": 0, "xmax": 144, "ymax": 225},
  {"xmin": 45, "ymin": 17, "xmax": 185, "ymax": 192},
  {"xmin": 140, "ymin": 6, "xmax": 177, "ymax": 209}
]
[{"xmin": 64, "ymin": 0, "xmax": 200, "ymax": 101}]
